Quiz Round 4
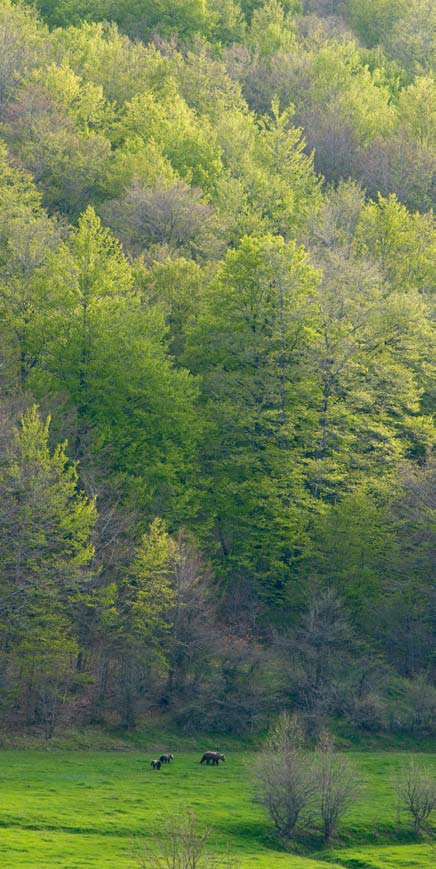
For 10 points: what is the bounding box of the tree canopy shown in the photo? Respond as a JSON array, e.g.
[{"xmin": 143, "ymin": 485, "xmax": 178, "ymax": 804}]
[{"xmin": 0, "ymin": 0, "xmax": 434, "ymax": 736}]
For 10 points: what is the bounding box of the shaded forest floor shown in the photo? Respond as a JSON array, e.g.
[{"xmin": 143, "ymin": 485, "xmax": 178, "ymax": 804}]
[{"xmin": 0, "ymin": 743, "xmax": 434, "ymax": 867}]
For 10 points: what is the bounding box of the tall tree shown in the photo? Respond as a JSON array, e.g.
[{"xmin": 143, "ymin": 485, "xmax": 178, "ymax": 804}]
[
  {"xmin": 110, "ymin": 518, "xmax": 177, "ymax": 726},
  {"xmin": 185, "ymin": 233, "xmax": 320, "ymax": 603},
  {"xmin": 0, "ymin": 404, "xmax": 96, "ymax": 731},
  {"xmin": 41, "ymin": 208, "xmax": 200, "ymax": 521},
  {"xmin": 0, "ymin": 143, "xmax": 63, "ymax": 390}
]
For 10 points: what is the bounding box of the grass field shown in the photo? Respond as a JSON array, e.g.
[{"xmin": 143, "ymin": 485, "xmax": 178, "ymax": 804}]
[{"xmin": 0, "ymin": 745, "xmax": 434, "ymax": 868}]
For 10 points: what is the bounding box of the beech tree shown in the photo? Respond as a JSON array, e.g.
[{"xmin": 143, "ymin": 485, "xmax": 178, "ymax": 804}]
[
  {"xmin": 315, "ymin": 732, "xmax": 360, "ymax": 842},
  {"xmin": 0, "ymin": 0, "xmax": 47, "ymax": 108},
  {"xmin": 185, "ymin": 233, "xmax": 320, "ymax": 603},
  {"xmin": 112, "ymin": 518, "xmax": 177, "ymax": 726},
  {"xmin": 256, "ymin": 714, "xmax": 315, "ymax": 842}
]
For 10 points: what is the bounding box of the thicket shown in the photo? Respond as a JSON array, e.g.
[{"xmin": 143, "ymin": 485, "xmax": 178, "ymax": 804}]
[
  {"xmin": 257, "ymin": 714, "xmax": 435, "ymax": 845},
  {"xmin": 256, "ymin": 715, "xmax": 361, "ymax": 843},
  {"xmin": 0, "ymin": 0, "xmax": 435, "ymax": 737}
]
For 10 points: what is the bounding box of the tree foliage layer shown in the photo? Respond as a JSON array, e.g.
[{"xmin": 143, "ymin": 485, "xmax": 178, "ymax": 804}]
[{"xmin": 0, "ymin": 0, "xmax": 435, "ymax": 736}]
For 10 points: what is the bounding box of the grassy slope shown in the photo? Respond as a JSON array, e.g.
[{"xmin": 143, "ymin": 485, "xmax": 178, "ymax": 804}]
[{"xmin": 0, "ymin": 749, "xmax": 434, "ymax": 868}]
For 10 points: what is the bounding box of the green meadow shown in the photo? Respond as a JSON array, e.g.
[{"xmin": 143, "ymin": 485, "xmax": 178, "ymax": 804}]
[{"xmin": 0, "ymin": 746, "xmax": 434, "ymax": 868}]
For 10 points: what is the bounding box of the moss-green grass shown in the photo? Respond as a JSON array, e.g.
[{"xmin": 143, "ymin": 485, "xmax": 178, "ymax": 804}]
[{"xmin": 0, "ymin": 749, "xmax": 434, "ymax": 867}]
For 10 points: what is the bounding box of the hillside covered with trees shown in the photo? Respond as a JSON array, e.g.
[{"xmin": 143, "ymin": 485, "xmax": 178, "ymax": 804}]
[{"xmin": 0, "ymin": 0, "xmax": 435, "ymax": 740}]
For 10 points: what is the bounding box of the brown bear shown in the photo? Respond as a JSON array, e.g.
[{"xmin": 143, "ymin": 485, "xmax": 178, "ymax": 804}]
[
  {"xmin": 159, "ymin": 753, "xmax": 174, "ymax": 764},
  {"xmin": 200, "ymin": 751, "xmax": 225, "ymax": 765}
]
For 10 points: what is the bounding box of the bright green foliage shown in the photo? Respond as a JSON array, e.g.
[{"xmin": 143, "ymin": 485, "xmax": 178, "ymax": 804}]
[
  {"xmin": 386, "ymin": 0, "xmax": 436, "ymax": 73},
  {"xmin": 0, "ymin": 0, "xmax": 48, "ymax": 107},
  {"xmin": 0, "ymin": 196, "xmax": 199, "ymax": 519},
  {"xmin": 309, "ymin": 41, "xmax": 395, "ymax": 144},
  {"xmin": 116, "ymin": 89, "xmax": 223, "ymax": 194},
  {"xmin": 241, "ymin": 0, "xmax": 301, "ymax": 23},
  {"xmin": 137, "ymin": 257, "xmax": 205, "ymax": 359},
  {"xmin": 355, "ymin": 195, "xmax": 436, "ymax": 297},
  {"xmin": 0, "ymin": 143, "xmax": 64, "ymax": 388},
  {"xmin": 42, "ymin": 205, "xmax": 133, "ymax": 431},
  {"xmin": 0, "ymin": 405, "xmax": 96, "ymax": 731},
  {"xmin": 218, "ymin": 101, "xmax": 321, "ymax": 239},
  {"xmin": 118, "ymin": 518, "xmax": 176, "ymax": 656},
  {"xmin": 0, "ymin": 405, "xmax": 95, "ymax": 601},
  {"xmin": 248, "ymin": 0, "xmax": 296, "ymax": 57},
  {"xmin": 303, "ymin": 483, "xmax": 397, "ymax": 621},
  {"xmin": 40, "ymin": 208, "xmax": 200, "ymax": 519},
  {"xmin": 253, "ymin": 102, "xmax": 322, "ymax": 234},
  {"xmin": 104, "ymin": 137, "xmax": 179, "ymax": 198},
  {"xmin": 174, "ymin": 46, "xmax": 246, "ymax": 122},
  {"xmin": 38, "ymin": 0, "xmax": 212, "ymax": 40},
  {"xmin": 397, "ymin": 76, "xmax": 436, "ymax": 147},
  {"xmin": 111, "ymin": 518, "xmax": 177, "ymax": 725},
  {"xmin": 304, "ymin": 246, "xmax": 434, "ymax": 498},
  {"xmin": 1, "ymin": 78, "xmax": 111, "ymax": 217},
  {"xmin": 32, "ymin": 63, "xmax": 115, "ymax": 132},
  {"xmin": 185, "ymin": 234, "xmax": 320, "ymax": 601},
  {"xmin": 68, "ymin": 205, "xmax": 133, "ymax": 294},
  {"xmin": 51, "ymin": 22, "xmax": 174, "ymax": 103}
]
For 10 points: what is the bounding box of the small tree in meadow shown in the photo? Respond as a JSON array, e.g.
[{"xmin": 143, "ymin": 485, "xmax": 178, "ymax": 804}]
[
  {"xmin": 396, "ymin": 760, "xmax": 436, "ymax": 834},
  {"xmin": 135, "ymin": 809, "xmax": 239, "ymax": 869},
  {"xmin": 256, "ymin": 713, "xmax": 315, "ymax": 844},
  {"xmin": 315, "ymin": 732, "xmax": 360, "ymax": 842}
]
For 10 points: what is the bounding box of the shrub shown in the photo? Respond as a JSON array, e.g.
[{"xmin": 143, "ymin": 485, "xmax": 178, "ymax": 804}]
[
  {"xmin": 255, "ymin": 713, "xmax": 315, "ymax": 843},
  {"xmin": 395, "ymin": 760, "xmax": 436, "ymax": 833}
]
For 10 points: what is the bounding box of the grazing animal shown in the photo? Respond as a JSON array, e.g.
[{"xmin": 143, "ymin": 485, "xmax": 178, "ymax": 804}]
[
  {"xmin": 159, "ymin": 753, "xmax": 174, "ymax": 764},
  {"xmin": 200, "ymin": 751, "xmax": 225, "ymax": 765},
  {"xmin": 151, "ymin": 759, "xmax": 161, "ymax": 770}
]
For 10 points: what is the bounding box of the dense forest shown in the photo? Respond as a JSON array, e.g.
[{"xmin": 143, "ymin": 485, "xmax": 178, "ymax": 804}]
[{"xmin": 0, "ymin": 0, "xmax": 435, "ymax": 740}]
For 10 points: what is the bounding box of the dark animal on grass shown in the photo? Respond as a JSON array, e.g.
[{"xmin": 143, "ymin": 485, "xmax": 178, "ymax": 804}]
[
  {"xmin": 200, "ymin": 751, "xmax": 225, "ymax": 765},
  {"xmin": 160, "ymin": 753, "xmax": 174, "ymax": 764},
  {"xmin": 151, "ymin": 759, "xmax": 161, "ymax": 769}
]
